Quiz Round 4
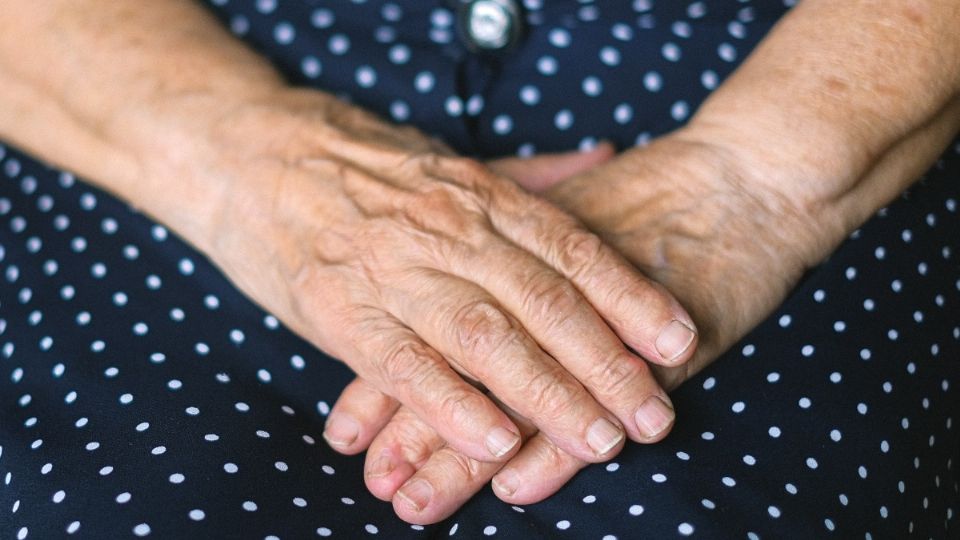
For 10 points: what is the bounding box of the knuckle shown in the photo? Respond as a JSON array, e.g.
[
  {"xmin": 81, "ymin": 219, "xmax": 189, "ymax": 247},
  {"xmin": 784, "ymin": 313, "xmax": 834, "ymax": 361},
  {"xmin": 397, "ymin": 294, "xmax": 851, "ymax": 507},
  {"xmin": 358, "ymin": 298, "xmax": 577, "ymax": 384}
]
[
  {"xmin": 450, "ymin": 300, "xmax": 518, "ymax": 358},
  {"xmin": 532, "ymin": 437, "xmax": 569, "ymax": 466},
  {"xmin": 555, "ymin": 230, "xmax": 605, "ymax": 279},
  {"xmin": 402, "ymin": 183, "xmax": 493, "ymax": 252},
  {"xmin": 605, "ymin": 275, "xmax": 668, "ymax": 324},
  {"xmin": 438, "ymin": 447, "xmax": 485, "ymax": 482},
  {"xmin": 381, "ymin": 339, "xmax": 437, "ymax": 390},
  {"xmin": 526, "ymin": 366, "xmax": 583, "ymax": 422},
  {"xmin": 588, "ymin": 351, "xmax": 648, "ymax": 399},
  {"xmin": 519, "ymin": 274, "xmax": 581, "ymax": 331},
  {"xmin": 436, "ymin": 389, "xmax": 490, "ymax": 428}
]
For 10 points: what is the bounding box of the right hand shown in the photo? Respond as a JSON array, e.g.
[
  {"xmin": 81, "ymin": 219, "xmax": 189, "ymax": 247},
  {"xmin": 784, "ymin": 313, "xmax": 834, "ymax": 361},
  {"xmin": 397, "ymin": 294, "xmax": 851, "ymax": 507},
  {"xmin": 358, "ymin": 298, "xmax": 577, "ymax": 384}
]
[{"xmin": 172, "ymin": 89, "xmax": 698, "ymax": 464}]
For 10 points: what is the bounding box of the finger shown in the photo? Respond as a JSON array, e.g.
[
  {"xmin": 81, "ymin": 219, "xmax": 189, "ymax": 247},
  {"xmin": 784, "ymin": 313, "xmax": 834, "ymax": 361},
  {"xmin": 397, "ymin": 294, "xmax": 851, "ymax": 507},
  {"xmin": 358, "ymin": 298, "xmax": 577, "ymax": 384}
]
[
  {"xmin": 389, "ymin": 401, "xmax": 538, "ymax": 524},
  {"xmin": 491, "ymin": 431, "xmax": 587, "ymax": 505},
  {"xmin": 392, "ymin": 445, "xmax": 502, "ymax": 525},
  {"xmin": 487, "ymin": 142, "xmax": 616, "ymax": 193},
  {"xmin": 350, "ymin": 312, "xmax": 522, "ymax": 463},
  {"xmin": 364, "ymin": 407, "xmax": 441, "ymax": 502},
  {"xmin": 442, "ymin": 237, "xmax": 677, "ymax": 443},
  {"xmin": 324, "ymin": 378, "xmax": 399, "ymax": 455},
  {"xmin": 384, "ymin": 270, "xmax": 626, "ymax": 462},
  {"xmin": 476, "ymin": 176, "xmax": 699, "ymax": 367}
]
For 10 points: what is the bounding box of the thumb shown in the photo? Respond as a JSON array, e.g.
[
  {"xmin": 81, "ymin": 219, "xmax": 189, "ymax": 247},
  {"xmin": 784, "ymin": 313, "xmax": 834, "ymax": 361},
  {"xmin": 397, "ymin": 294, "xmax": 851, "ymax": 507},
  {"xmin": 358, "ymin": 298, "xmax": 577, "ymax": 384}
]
[{"xmin": 487, "ymin": 142, "xmax": 616, "ymax": 193}]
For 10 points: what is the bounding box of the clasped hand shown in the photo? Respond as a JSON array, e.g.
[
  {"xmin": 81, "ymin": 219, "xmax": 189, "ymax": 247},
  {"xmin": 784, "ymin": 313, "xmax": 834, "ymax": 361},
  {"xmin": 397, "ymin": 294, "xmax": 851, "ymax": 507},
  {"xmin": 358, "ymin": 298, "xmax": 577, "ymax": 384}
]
[{"xmin": 201, "ymin": 91, "xmax": 696, "ymax": 494}]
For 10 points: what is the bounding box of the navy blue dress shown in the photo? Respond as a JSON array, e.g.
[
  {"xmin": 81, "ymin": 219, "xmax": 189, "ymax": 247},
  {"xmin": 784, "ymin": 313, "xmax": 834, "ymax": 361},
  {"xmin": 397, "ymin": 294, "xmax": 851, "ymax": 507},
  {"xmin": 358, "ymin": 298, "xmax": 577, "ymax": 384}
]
[{"xmin": 1, "ymin": 1, "xmax": 958, "ymax": 538}]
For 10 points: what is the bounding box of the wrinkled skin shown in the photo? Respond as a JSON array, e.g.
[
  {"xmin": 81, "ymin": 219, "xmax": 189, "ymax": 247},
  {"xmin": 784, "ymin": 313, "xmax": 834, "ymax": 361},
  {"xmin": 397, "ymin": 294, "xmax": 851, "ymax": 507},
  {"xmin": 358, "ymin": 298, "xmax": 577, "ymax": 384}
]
[
  {"xmin": 327, "ymin": 116, "xmax": 960, "ymax": 522},
  {"xmin": 197, "ymin": 92, "xmax": 698, "ymax": 469}
]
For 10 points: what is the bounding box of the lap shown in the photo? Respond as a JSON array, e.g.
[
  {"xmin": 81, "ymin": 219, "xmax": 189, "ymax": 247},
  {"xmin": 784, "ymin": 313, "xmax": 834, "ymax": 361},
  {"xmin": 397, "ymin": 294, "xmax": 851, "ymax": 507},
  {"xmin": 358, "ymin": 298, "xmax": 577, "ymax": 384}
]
[{"xmin": 1, "ymin": 141, "xmax": 957, "ymax": 538}]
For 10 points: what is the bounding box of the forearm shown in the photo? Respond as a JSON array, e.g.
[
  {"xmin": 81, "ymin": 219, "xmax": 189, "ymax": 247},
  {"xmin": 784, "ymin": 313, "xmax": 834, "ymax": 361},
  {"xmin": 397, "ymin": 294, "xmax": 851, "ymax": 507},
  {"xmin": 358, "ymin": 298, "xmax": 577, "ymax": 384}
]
[
  {"xmin": 685, "ymin": 0, "xmax": 960, "ymax": 238},
  {"xmin": 0, "ymin": 0, "xmax": 294, "ymax": 250}
]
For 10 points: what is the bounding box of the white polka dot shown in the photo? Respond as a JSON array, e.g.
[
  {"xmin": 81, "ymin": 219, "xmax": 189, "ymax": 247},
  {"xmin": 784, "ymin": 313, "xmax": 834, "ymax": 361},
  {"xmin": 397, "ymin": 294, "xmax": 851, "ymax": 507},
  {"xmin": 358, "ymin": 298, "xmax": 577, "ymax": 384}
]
[
  {"xmin": 414, "ymin": 71, "xmax": 435, "ymax": 93},
  {"xmin": 670, "ymin": 101, "xmax": 689, "ymax": 121},
  {"xmin": 493, "ymin": 115, "xmax": 514, "ymax": 135},
  {"xmin": 662, "ymin": 42, "xmax": 681, "ymax": 62},
  {"xmin": 600, "ymin": 46, "xmax": 621, "ymax": 65},
  {"xmin": 537, "ymin": 56, "xmax": 558, "ymax": 75},
  {"xmin": 355, "ymin": 65, "xmax": 378, "ymax": 88},
  {"xmin": 614, "ymin": 104, "xmax": 633, "ymax": 124},
  {"xmin": 291, "ymin": 355, "xmax": 306, "ymax": 370},
  {"xmin": 301, "ymin": 56, "xmax": 322, "ymax": 78},
  {"xmin": 582, "ymin": 77, "xmax": 603, "ymax": 97},
  {"xmin": 554, "ymin": 109, "xmax": 574, "ymax": 130},
  {"xmin": 328, "ymin": 34, "xmax": 350, "ymax": 55},
  {"xmin": 444, "ymin": 96, "xmax": 463, "ymax": 116},
  {"xmin": 549, "ymin": 28, "xmax": 571, "ymax": 47},
  {"xmin": 520, "ymin": 85, "xmax": 542, "ymax": 105},
  {"xmin": 718, "ymin": 42, "xmax": 737, "ymax": 62}
]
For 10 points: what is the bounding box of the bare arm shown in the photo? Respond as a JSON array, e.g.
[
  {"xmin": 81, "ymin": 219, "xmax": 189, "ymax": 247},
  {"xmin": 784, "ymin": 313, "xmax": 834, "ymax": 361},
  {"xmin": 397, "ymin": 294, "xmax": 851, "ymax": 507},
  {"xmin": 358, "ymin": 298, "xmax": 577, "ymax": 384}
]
[
  {"xmin": 0, "ymin": 1, "xmax": 287, "ymax": 248},
  {"xmin": 329, "ymin": 0, "xmax": 960, "ymax": 524},
  {"xmin": 683, "ymin": 0, "xmax": 960, "ymax": 237},
  {"xmin": 0, "ymin": 1, "xmax": 701, "ymax": 473}
]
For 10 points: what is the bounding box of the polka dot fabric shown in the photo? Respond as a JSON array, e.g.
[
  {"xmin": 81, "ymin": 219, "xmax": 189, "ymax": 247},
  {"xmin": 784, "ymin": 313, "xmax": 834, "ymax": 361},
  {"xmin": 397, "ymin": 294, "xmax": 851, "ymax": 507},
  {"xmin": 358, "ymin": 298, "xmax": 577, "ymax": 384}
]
[{"xmin": 2, "ymin": 1, "xmax": 958, "ymax": 538}]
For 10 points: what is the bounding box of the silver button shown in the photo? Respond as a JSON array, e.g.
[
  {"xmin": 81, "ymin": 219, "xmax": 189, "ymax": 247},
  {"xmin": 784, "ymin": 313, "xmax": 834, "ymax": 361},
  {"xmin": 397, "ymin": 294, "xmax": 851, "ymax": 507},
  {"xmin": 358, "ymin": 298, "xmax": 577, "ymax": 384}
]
[{"xmin": 461, "ymin": 0, "xmax": 523, "ymax": 51}]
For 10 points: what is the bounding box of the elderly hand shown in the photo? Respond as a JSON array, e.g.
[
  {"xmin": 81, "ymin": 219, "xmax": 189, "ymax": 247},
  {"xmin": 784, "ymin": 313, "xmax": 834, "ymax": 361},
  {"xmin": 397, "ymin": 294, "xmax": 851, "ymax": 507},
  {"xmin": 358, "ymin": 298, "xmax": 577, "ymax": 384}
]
[
  {"xmin": 326, "ymin": 115, "xmax": 955, "ymax": 522},
  {"xmin": 194, "ymin": 90, "xmax": 698, "ymax": 468}
]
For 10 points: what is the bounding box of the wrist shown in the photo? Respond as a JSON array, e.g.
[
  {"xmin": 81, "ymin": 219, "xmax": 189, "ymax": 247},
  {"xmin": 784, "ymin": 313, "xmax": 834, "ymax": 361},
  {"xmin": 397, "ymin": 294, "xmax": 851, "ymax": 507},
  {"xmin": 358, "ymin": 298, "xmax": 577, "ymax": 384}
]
[
  {"xmin": 660, "ymin": 127, "xmax": 848, "ymax": 271},
  {"xmin": 138, "ymin": 86, "xmax": 440, "ymax": 259}
]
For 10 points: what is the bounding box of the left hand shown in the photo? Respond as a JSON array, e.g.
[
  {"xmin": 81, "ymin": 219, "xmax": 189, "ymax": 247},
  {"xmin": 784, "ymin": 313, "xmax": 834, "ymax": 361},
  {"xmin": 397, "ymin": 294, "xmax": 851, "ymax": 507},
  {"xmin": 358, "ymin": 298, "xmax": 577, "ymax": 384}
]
[
  {"xmin": 324, "ymin": 89, "xmax": 960, "ymax": 522},
  {"xmin": 324, "ymin": 133, "xmax": 826, "ymax": 523}
]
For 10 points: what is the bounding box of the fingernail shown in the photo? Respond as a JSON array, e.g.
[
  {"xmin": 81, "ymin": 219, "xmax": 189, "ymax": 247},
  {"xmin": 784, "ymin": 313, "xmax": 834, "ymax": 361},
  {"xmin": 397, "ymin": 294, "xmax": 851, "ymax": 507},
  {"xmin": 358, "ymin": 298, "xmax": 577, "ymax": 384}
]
[
  {"xmin": 656, "ymin": 320, "xmax": 696, "ymax": 362},
  {"xmin": 586, "ymin": 417, "xmax": 624, "ymax": 456},
  {"xmin": 635, "ymin": 396, "xmax": 675, "ymax": 439},
  {"xmin": 365, "ymin": 453, "xmax": 395, "ymax": 478},
  {"xmin": 396, "ymin": 480, "xmax": 433, "ymax": 512},
  {"xmin": 323, "ymin": 413, "xmax": 359, "ymax": 448},
  {"xmin": 492, "ymin": 469, "xmax": 520, "ymax": 497},
  {"xmin": 485, "ymin": 426, "xmax": 520, "ymax": 458}
]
